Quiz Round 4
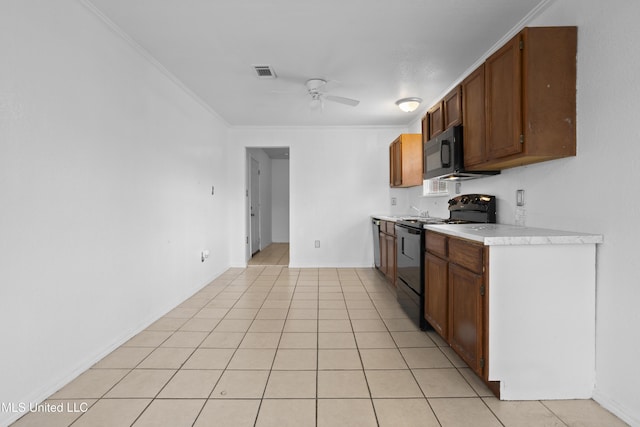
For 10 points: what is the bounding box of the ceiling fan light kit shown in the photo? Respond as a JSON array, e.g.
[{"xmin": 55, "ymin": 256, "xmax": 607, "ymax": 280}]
[{"xmin": 395, "ymin": 97, "xmax": 422, "ymax": 112}]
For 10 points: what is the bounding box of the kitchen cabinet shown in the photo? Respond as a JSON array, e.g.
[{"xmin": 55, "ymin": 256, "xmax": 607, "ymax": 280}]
[
  {"xmin": 424, "ymin": 223, "xmax": 602, "ymax": 400},
  {"xmin": 424, "ymin": 252, "xmax": 448, "ymax": 338},
  {"xmin": 461, "ymin": 64, "xmax": 486, "ymax": 168},
  {"xmin": 379, "ymin": 221, "xmax": 397, "ymax": 286},
  {"xmin": 449, "ymin": 264, "xmax": 484, "ymax": 373},
  {"xmin": 443, "ymin": 86, "xmax": 462, "ymax": 129},
  {"xmin": 389, "ymin": 134, "xmax": 422, "ymax": 188},
  {"xmin": 427, "ymin": 103, "xmax": 444, "ymax": 139},
  {"xmin": 448, "ymin": 238, "xmax": 486, "ymax": 376},
  {"xmin": 420, "ymin": 114, "xmax": 429, "ymax": 148},
  {"xmin": 425, "ymin": 231, "xmax": 486, "ymax": 377},
  {"xmin": 466, "ymin": 26, "xmax": 577, "ymax": 170},
  {"xmin": 424, "ymin": 87, "xmax": 462, "ymax": 142}
]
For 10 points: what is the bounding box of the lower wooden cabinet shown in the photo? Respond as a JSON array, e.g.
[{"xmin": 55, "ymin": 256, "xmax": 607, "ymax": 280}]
[
  {"xmin": 425, "ymin": 231, "xmax": 487, "ymax": 378},
  {"xmin": 379, "ymin": 221, "xmax": 397, "ymax": 286},
  {"xmin": 424, "ymin": 253, "xmax": 448, "ymax": 337},
  {"xmin": 424, "ymin": 228, "xmax": 600, "ymax": 400},
  {"xmin": 449, "ymin": 262, "xmax": 484, "ymax": 375}
]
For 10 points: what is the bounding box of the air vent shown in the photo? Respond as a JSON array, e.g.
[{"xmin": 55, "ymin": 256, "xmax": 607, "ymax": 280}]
[{"xmin": 253, "ymin": 65, "xmax": 276, "ymax": 79}]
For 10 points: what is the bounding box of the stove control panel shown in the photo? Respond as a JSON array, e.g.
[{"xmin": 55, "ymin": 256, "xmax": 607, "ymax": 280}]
[{"xmin": 448, "ymin": 194, "xmax": 497, "ymax": 223}]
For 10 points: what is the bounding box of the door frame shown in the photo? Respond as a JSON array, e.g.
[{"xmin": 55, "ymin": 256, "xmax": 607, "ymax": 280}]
[
  {"xmin": 249, "ymin": 155, "xmax": 261, "ymax": 256},
  {"xmin": 244, "ymin": 147, "xmax": 291, "ymax": 265}
]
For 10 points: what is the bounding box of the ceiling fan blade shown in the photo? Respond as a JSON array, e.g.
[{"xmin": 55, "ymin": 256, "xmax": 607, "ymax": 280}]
[{"xmin": 324, "ymin": 94, "xmax": 360, "ymax": 107}]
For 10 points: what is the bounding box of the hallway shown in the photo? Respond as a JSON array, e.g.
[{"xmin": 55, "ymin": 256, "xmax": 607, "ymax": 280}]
[{"xmin": 249, "ymin": 243, "xmax": 289, "ymax": 266}]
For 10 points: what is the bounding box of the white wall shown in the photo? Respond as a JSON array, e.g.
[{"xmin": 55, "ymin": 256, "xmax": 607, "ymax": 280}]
[
  {"xmin": 0, "ymin": 2, "xmax": 230, "ymax": 425},
  {"xmin": 402, "ymin": 1, "xmax": 640, "ymax": 424},
  {"xmin": 229, "ymin": 127, "xmax": 405, "ymax": 267},
  {"xmin": 272, "ymin": 159, "xmax": 290, "ymax": 242}
]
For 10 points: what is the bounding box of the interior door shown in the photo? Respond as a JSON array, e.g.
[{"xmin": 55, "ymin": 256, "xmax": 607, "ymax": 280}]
[{"xmin": 250, "ymin": 157, "xmax": 260, "ymax": 255}]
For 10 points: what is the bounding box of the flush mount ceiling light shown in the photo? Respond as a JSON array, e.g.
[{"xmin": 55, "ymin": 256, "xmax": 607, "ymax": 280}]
[{"xmin": 395, "ymin": 97, "xmax": 422, "ymax": 113}]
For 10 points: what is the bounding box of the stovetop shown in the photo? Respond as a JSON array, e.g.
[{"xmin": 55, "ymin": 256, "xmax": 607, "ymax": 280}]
[
  {"xmin": 396, "ymin": 217, "xmax": 475, "ymax": 229},
  {"xmin": 396, "ymin": 194, "xmax": 497, "ymax": 230}
]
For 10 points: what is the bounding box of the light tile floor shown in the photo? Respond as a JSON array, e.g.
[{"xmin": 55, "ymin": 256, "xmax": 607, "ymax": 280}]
[
  {"xmin": 12, "ymin": 267, "xmax": 629, "ymax": 426},
  {"xmin": 248, "ymin": 243, "xmax": 289, "ymax": 266}
]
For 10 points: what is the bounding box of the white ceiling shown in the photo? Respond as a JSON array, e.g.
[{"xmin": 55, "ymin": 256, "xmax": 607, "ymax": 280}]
[{"xmin": 86, "ymin": 0, "xmax": 546, "ymax": 127}]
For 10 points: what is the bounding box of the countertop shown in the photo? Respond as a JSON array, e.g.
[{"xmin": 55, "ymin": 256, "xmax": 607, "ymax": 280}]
[
  {"xmin": 372, "ymin": 215, "xmax": 403, "ymax": 222},
  {"xmin": 423, "ymin": 223, "xmax": 604, "ymax": 246},
  {"xmin": 372, "ymin": 214, "xmax": 436, "ymax": 222}
]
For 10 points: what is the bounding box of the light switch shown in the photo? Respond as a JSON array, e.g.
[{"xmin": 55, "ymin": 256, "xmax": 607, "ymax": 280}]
[{"xmin": 516, "ymin": 189, "xmax": 525, "ymax": 206}]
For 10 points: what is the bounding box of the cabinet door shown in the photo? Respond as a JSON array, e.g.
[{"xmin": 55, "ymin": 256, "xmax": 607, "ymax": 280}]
[
  {"xmin": 421, "ymin": 115, "xmax": 429, "ymax": 147},
  {"xmin": 425, "ymin": 253, "xmax": 448, "ymax": 338},
  {"xmin": 388, "ymin": 143, "xmax": 396, "ymax": 186},
  {"xmin": 449, "ymin": 263, "xmax": 484, "ymax": 375},
  {"xmin": 462, "ymin": 64, "xmax": 486, "ymax": 168},
  {"xmin": 399, "ymin": 135, "xmax": 423, "ymax": 187},
  {"xmin": 389, "ymin": 140, "xmax": 403, "ymax": 187},
  {"xmin": 443, "ymin": 86, "xmax": 462, "ymax": 129},
  {"xmin": 386, "ymin": 234, "xmax": 397, "ymax": 286},
  {"xmin": 428, "ymin": 102, "xmax": 444, "ymax": 139},
  {"xmin": 379, "ymin": 232, "xmax": 388, "ymax": 276},
  {"xmin": 485, "ymin": 33, "xmax": 523, "ymax": 160}
]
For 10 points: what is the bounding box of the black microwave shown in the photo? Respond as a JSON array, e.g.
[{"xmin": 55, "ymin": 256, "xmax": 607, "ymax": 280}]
[{"xmin": 423, "ymin": 125, "xmax": 499, "ymax": 181}]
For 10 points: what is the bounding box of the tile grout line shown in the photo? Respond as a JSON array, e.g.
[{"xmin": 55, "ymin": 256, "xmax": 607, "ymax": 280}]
[
  {"xmin": 347, "ymin": 269, "xmax": 382, "ymax": 426},
  {"xmin": 253, "ymin": 266, "xmax": 299, "ymax": 426}
]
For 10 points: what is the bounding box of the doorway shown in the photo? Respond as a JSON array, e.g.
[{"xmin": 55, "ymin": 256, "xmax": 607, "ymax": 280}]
[
  {"xmin": 250, "ymin": 157, "xmax": 260, "ymax": 255},
  {"xmin": 246, "ymin": 147, "xmax": 290, "ymax": 265}
]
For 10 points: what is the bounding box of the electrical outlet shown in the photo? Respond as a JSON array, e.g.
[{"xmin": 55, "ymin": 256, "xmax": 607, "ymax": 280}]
[
  {"xmin": 391, "ymin": 197, "xmax": 397, "ymax": 206},
  {"xmin": 314, "ymin": 240, "xmax": 320, "ymax": 248}
]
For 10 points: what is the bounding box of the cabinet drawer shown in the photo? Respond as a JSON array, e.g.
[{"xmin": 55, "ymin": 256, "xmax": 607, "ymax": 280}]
[
  {"xmin": 426, "ymin": 232, "xmax": 448, "ymax": 258},
  {"xmin": 449, "ymin": 238, "xmax": 484, "ymax": 273}
]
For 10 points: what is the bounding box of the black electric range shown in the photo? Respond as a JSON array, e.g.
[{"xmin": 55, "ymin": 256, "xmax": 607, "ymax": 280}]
[
  {"xmin": 397, "ymin": 194, "xmax": 497, "ymax": 229},
  {"xmin": 395, "ymin": 194, "xmax": 496, "ymax": 330}
]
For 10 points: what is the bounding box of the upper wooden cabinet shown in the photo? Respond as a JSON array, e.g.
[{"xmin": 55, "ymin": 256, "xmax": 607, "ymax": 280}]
[
  {"xmin": 461, "ymin": 64, "xmax": 487, "ymax": 169},
  {"xmin": 423, "ymin": 86, "xmax": 462, "ymax": 143},
  {"xmin": 443, "ymin": 86, "xmax": 462, "ymax": 129},
  {"xmin": 389, "ymin": 134, "xmax": 423, "ymax": 188},
  {"xmin": 427, "ymin": 102, "xmax": 444, "ymax": 139},
  {"xmin": 466, "ymin": 26, "xmax": 577, "ymax": 170}
]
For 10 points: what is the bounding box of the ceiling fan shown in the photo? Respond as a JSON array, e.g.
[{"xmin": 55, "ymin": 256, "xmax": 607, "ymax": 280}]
[{"xmin": 305, "ymin": 78, "xmax": 360, "ymax": 109}]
